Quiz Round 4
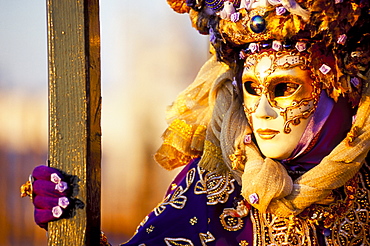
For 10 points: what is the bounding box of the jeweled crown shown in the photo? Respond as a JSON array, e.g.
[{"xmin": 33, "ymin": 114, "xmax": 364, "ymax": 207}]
[{"xmin": 167, "ymin": 0, "xmax": 370, "ymax": 103}]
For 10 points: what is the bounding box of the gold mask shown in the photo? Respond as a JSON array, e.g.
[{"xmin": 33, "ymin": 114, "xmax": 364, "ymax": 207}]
[{"xmin": 242, "ymin": 51, "xmax": 321, "ymax": 134}]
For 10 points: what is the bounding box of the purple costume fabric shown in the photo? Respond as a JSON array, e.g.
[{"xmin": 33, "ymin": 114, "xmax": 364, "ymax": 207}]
[{"xmin": 122, "ymin": 158, "xmax": 254, "ymax": 246}]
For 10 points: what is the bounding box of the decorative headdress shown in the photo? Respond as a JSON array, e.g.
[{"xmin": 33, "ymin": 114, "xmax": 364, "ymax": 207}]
[
  {"xmin": 157, "ymin": 0, "xmax": 370, "ymax": 172},
  {"xmin": 168, "ymin": 0, "xmax": 370, "ymax": 102},
  {"xmin": 156, "ymin": 0, "xmax": 370, "ymax": 219}
]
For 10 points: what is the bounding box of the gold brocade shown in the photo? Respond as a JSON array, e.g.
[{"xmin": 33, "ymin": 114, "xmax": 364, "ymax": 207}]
[
  {"xmin": 154, "ymin": 55, "xmax": 232, "ymax": 171},
  {"xmin": 250, "ymin": 162, "xmax": 370, "ymax": 246},
  {"xmin": 194, "ymin": 165, "xmax": 235, "ymax": 205},
  {"xmin": 154, "ymin": 119, "xmax": 204, "ymax": 170},
  {"xmin": 251, "ymin": 208, "xmax": 319, "ymax": 246}
]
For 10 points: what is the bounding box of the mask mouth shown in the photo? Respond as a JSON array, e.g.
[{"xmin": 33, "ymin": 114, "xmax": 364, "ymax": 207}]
[{"xmin": 256, "ymin": 128, "xmax": 280, "ymax": 140}]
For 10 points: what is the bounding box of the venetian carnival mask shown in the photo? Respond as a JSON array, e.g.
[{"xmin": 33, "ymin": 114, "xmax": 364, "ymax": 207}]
[{"xmin": 242, "ymin": 51, "xmax": 321, "ymax": 159}]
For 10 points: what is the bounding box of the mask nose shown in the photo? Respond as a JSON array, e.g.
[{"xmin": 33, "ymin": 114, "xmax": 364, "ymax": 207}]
[{"xmin": 254, "ymin": 94, "xmax": 278, "ymax": 120}]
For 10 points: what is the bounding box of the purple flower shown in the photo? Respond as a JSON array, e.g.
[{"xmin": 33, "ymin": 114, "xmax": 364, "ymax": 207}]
[
  {"xmin": 52, "ymin": 206, "xmax": 63, "ymax": 218},
  {"xmin": 50, "ymin": 173, "xmax": 61, "ymax": 184},
  {"xmin": 295, "ymin": 41, "xmax": 307, "ymax": 52},
  {"xmin": 249, "ymin": 193, "xmax": 259, "ymax": 204},
  {"xmin": 244, "ymin": 134, "xmax": 252, "ymax": 144},
  {"xmin": 55, "ymin": 181, "xmax": 68, "ymax": 192},
  {"xmin": 58, "ymin": 197, "xmax": 70, "ymax": 208},
  {"xmin": 319, "ymin": 64, "xmax": 331, "ymax": 74},
  {"xmin": 276, "ymin": 6, "xmax": 287, "ymax": 15},
  {"xmin": 231, "ymin": 12, "xmax": 240, "ymax": 22}
]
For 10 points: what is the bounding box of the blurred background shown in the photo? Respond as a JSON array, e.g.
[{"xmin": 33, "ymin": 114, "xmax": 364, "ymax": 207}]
[{"xmin": 0, "ymin": 1, "xmax": 208, "ymax": 245}]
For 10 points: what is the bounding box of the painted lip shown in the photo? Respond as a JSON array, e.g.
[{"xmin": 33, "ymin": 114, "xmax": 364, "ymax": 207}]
[{"xmin": 256, "ymin": 129, "xmax": 280, "ymax": 140}]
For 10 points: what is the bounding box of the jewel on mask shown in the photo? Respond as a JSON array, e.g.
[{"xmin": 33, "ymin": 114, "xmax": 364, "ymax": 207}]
[
  {"xmin": 337, "ymin": 34, "xmax": 347, "ymax": 45},
  {"xmin": 319, "ymin": 64, "xmax": 331, "ymax": 74},
  {"xmin": 335, "ymin": 0, "xmax": 343, "ymax": 3},
  {"xmin": 249, "ymin": 193, "xmax": 259, "ymax": 204},
  {"xmin": 250, "ymin": 15, "xmax": 266, "ymax": 33},
  {"xmin": 295, "ymin": 42, "xmax": 307, "ymax": 52},
  {"xmin": 272, "ymin": 40, "xmax": 282, "ymax": 51}
]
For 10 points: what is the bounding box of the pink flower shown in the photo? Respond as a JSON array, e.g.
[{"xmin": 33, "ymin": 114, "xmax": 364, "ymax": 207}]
[
  {"xmin": 55, "ymin": 181, "xmax": 68, "ymax": 192},
  {"xmin": 249, "ymin": 43, "xmax": 260, "ymax": 53},
  {"xmin": 231, "ymin": 12, "xmax": 240, "ymax": 22},
  {"xmin": 319, "ymin": 64, "xmax": 331, "ymax": 74},
  {"xmin": 272, "ymin": 40, "xmax": 282, "ymax": 51},
  {"xmin": 244, "ymin": 134, "xmax": 252, "ymax": 144},
  {"xmin": 249, "ymin": 193, "xmax": 259, "ymax": 204},
  {"xmin": 58, "ymin": 197, "xmax": 70, "ymax": 208},
  {"xmin": 52, "ymin": 206, "xmax": 63, "ymax": 218},
  {"xmin": 295, "ymin": 41, "xmax": 307, "ymax": 52},
  {"xmin": 50, "ymin": 173, "xmax": 61, "ymax": 184}
]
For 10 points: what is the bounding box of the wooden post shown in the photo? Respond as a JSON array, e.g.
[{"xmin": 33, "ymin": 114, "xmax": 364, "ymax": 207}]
[{"xmin": 47, "ymin": 0, "xmax": 101, "ymax": 245}]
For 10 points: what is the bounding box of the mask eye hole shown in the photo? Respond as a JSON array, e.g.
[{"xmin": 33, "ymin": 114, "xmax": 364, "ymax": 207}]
[
  {"xmin": 244, "ymin": 81, "xmax": 262, "ymax": 96},
  {"xmin": 274, "ymin": 82, "xmax": 299, "ymax": 97}
]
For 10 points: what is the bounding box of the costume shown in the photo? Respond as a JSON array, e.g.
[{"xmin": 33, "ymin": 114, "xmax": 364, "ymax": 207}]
[
  {"xmin": 123, "ymin": 0, "xmax": 370, "ymax": 245},
  {"xmin": 27, "ymin": 0, "xmax": 370, "ymax": 245}
]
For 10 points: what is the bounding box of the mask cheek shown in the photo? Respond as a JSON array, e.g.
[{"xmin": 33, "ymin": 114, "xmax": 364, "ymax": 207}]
[{"xmin": 281, "ymin": 99, "xmax": 316, "ymax": 133}]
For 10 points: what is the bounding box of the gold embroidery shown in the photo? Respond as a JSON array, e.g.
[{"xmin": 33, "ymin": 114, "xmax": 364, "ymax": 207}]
[
  {"xmin": 189, "ymin": 217, "xmax": 198, "ymax": 225},
  {"xmin": 239, "ymin": 240, "xmax": 249, "ymax": 246},
  {"xmin": 154, "ymin": 168, "xmax": 196, "ymax": 216},
  {"xmin": 324, "ymin": 162, "xmax": 370, "ymax": 246},
  {"xmin": 251, "ymin": 208, "xmax": 318, "ymax": 246},
  {"xmin": 249, "ymin": 163, "xmax": 370, "ymax": 245},
  {"xmin": 199, "ymin": 231, "xmax": 215, "ymax": 246},
  {"xmin": 194, "ymin": 166, "xmax": 235, "ymax": 205},
  {"xmin": 220, "ymin": 208, "xmax": 245, "ymax": 232},
  {"xmin": 146, "ymin": 225, "xmax": 155, "ymax": 234},
  {"xmin": 229, "ymin": 147, "xmax": 246, "ymax": 171},
  {"xmin": 164, "ymin": 237, "xmax": 194, "ymax": 246}
]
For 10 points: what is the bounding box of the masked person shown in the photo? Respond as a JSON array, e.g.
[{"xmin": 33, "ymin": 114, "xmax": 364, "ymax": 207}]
[{"xmin": 25, "ymin": 0, "xmax": 370, "ymax": 245}]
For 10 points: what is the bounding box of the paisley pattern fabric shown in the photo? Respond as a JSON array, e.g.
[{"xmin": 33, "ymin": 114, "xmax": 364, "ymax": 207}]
[{"xmin": 121, "ymin": 158, "xmax": 370, "ymax": 246}]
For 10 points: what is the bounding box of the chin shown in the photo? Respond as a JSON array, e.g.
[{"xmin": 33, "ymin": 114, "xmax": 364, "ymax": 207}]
[{"xmin": 257, "ymin": 141, "xmax": 293, "ymax": 160}]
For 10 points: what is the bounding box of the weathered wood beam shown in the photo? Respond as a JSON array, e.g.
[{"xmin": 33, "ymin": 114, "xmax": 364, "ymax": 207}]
[{"xmin": 47, "ymin": 0, "xmax": 101, "ymax": 245}]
